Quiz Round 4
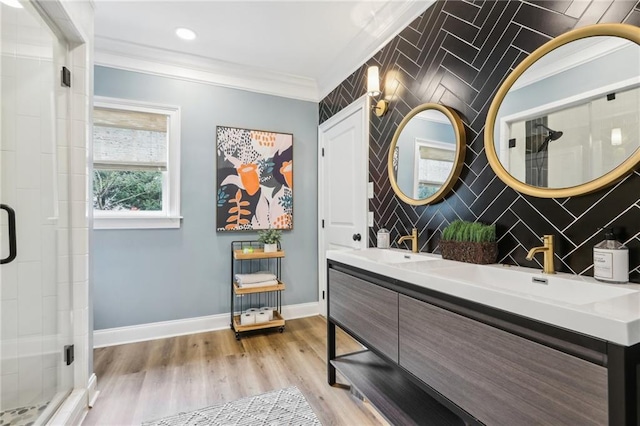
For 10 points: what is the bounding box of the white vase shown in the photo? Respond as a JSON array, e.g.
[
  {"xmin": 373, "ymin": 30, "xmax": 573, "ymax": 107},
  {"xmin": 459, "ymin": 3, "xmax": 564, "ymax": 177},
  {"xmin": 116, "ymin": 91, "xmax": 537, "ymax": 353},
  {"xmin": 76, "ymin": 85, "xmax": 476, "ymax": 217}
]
[{"xmin": 264, "ymin": 243, "xmax": 277, "ymax": 253}]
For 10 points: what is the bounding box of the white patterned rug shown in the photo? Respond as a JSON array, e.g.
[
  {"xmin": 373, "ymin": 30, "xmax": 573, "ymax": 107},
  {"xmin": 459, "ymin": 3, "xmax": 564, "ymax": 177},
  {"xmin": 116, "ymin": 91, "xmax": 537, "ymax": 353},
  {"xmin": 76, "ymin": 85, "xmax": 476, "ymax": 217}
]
[{"xmin": 142, "ymin": 386, "xmax": 322, "ymax": 426}]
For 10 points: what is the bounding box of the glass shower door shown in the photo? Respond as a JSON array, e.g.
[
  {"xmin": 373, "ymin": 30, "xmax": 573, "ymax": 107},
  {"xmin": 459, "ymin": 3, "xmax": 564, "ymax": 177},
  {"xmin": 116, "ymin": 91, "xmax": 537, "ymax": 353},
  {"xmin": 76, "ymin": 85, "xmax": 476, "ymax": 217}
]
[{"xmin": 1, "ymin": 1, "xmax": 74, "ymax": 424}]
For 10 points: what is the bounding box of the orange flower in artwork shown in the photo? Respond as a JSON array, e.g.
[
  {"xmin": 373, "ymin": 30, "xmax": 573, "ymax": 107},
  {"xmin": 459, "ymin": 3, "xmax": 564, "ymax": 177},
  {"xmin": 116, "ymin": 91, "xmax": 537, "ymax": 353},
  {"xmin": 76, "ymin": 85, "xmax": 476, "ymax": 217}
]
[
  {"xmin": 237, "ymin": 163, "xmax": 260, "ymax": 196},
  {"xmin": 251, "ymin": 131, "xmax": 276, "ymax": 147},
  {"xmin": 280, "ymin": 161, "xmax": 292, "ymax": 189},
  {"xmin": 274, "ymin": 214, "xmax": 292, "ymax": 229}
]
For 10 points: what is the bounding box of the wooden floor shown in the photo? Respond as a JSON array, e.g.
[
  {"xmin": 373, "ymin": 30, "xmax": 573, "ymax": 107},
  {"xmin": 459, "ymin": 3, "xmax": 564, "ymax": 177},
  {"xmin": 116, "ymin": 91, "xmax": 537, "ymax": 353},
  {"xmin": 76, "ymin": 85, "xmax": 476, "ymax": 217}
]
[{"xmin": 83, "ymin": 316, "xmax": 387, "ymax": 425}]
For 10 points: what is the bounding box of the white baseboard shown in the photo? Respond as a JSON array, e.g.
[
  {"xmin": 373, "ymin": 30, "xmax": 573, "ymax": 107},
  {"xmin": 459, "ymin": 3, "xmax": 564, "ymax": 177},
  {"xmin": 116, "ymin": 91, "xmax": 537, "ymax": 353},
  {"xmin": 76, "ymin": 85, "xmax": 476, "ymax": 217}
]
[
  {"xmin": 47, "ymin": 374, "xmax": 97, "ymax": 425},
  {"xmin": 93, "ymin": 302, "xmax": 320, "ymax": 348},
  {"xmin": 280, "ymin": 301, "xmax": 318, "ymax": 321},
  {"xmin": 87, "ymin": 373, "xmax": 99, "ymax": 408},
  {"xmin": 48, "ymin": 389, "xmax": 87, "ymax": 426}
]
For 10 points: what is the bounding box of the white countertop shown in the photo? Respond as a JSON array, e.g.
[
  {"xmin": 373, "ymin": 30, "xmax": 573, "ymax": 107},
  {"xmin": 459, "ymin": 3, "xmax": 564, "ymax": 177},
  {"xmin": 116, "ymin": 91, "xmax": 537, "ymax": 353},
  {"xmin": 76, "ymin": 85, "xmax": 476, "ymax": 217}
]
[{"xmin": 327, "ymin": 248, "xmax": 640, "ymax": 346}]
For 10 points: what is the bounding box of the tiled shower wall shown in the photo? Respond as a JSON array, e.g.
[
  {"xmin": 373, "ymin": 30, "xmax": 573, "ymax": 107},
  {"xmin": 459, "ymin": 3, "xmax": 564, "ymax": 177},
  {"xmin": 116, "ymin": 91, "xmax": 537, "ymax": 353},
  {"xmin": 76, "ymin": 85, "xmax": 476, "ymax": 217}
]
[{"xmin": 319, "ymin": 0, "xmax": 640, "ymax": 282}]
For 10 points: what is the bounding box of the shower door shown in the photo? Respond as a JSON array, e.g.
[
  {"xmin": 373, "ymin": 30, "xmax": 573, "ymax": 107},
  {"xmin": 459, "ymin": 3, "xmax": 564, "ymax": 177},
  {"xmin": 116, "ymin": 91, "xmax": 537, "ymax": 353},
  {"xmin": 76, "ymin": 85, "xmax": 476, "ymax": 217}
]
[{"xmin": 1, "ymin": 1, "xmax": 74, "ymax": 424}]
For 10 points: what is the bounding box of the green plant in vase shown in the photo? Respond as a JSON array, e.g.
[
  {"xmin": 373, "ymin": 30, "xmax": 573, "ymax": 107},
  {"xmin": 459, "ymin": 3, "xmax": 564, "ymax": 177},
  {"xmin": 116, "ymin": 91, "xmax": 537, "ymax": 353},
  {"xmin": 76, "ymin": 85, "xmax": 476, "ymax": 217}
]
[
  {"xmin": 440, "ymin": 220, "xmax": 497, "ymax": 264},
  {"xmin": 258, "ymin": 228, "xmax": 282, "ymax": 253}
]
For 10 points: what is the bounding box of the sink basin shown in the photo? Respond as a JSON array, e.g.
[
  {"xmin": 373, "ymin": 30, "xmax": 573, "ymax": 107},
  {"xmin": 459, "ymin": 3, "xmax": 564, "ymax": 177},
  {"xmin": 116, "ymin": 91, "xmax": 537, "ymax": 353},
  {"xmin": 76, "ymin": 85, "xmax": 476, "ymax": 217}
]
[
  {"xmin": 344, "ymin": 248, "xmax": 439, "ymax": 264},
  {"xmin": 430, "ymin": 265, "xmax": 637, "ymax": 305}
]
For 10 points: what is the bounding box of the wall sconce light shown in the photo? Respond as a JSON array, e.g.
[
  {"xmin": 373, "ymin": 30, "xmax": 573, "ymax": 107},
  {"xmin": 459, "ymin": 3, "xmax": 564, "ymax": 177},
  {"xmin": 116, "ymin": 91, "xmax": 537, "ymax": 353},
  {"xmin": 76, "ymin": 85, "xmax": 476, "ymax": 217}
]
[
  {"xmin": 611, "ymin": 128, "xmax": 622, "ymax": 146},
  {"xmin": 367, "ymin": 66, "xmax": 389, "ymax": 117}
]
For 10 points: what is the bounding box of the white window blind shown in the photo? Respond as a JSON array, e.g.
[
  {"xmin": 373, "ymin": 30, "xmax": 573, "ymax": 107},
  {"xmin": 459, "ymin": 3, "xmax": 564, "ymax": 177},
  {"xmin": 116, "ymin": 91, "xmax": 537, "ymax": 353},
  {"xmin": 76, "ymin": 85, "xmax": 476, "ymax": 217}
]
[
  {"xmin": 418, "ymin": 145, "xmax": 455, "ymax": 184},
  {"xmin": 419, "ymin": 158, "xmax": 453, "ymax": 184},
  {"xmin": 93, "ymin": 107, "xmax": 168, "ymax": 171}
]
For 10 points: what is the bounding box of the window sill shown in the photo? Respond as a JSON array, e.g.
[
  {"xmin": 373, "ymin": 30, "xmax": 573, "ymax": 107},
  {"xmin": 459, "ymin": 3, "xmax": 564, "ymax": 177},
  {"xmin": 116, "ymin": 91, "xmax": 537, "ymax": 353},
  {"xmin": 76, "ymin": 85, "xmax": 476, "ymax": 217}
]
[{"xmin": 93, "ymin": 215, "xmax": 183, "ymax": 230}]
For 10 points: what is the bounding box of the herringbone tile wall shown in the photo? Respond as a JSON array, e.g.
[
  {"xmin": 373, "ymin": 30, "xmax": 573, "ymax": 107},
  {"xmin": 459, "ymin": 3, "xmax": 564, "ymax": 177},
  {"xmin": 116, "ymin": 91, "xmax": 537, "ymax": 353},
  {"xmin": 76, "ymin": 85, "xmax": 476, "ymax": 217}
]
[{"xmin": 319, "ymin": 0, "xmax": 640, "ymax": 282}]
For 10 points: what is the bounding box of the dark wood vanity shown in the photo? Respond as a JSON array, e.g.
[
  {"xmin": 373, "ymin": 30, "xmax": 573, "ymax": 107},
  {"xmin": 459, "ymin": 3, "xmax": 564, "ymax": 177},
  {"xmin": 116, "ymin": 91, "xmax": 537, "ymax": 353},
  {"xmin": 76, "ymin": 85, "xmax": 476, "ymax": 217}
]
[{"xmin": 327, "ymin": 260, "xmax": 640, "ymax": 425}]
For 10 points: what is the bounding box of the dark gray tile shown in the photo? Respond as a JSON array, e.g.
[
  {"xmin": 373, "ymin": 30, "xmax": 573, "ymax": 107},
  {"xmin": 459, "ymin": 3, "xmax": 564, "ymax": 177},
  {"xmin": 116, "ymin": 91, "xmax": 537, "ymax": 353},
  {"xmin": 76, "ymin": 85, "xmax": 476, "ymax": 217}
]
[
  {"xmin": 443, "ymin": 0, "xmax": 481, "ymax": 24},
  {"xmin": 512, "ymin": 27, "xmax": 552, "ymax": 54},
  {"xmin": 471, "ymin": 44, "xmax": 520, "ymax": 111},
  {"xmin": 514, "ymin": 2, "xmax": 577, "ymax": 37},
  {"xmin": 469, "ymin": 162, "xmax": 496, "ymax": 195},
  {"xmin": 599, "ymin": 0, "xmax": 636, "ymax": 22},
  {"xmin": 442, "ymin": 52, "xmax": 478, "ymax": 86},
  {"xmin": 400, "ymin": 25, "xmax": 422, "ymax": 47},
  {"xmin": 469, "ymin": 176, "xmax": 505, "ymax": 216},
  {"xmin": 442, "ymin": 33, "xmax": 479, "ymax": 65},
  {"xmin": 473, "ymin": 0, "xmax": 497, "ymax": 28},
  {"xmin": 440, "ymin": 71, "xmax": 478, "ymax": 106},
  {"xmin": 521, "ymin": 196, "xmax": 575, "ymax": 230},
  {"xmin": 624, "ymin": 9, "xmax": 640, "ymax": 25},
  {"xmin": 443, "ymin": 13, "xmax": 480, "ymax": 45},
  {"xmin": 564, "ymin": 174, "xmax": 640, "ymax": 221},
  {"xmin": 575, "ymin": 0, "xmax": 614, "ymax": 26},
  {"xmin": 472, "ymin": 1, "xmax": 521, "ymax": 68},
  {"xmin": 564, "ymin": 0, "xmax": 592, "ymax": 18},
  {"xmin": 527, "ymin": 1, "xmax": 573, "ymax": 14}
]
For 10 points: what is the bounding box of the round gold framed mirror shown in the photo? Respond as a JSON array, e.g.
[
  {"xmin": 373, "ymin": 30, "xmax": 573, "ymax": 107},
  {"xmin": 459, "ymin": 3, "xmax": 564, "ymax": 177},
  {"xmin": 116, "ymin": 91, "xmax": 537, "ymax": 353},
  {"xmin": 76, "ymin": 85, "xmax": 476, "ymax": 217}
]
[
  {"xmin": 388, "ymin": 103, "xmax": 466, "ymax": 205},
  {"xmin": 485, "ymin": 23, "xmax": 640, "ymax": 198}
]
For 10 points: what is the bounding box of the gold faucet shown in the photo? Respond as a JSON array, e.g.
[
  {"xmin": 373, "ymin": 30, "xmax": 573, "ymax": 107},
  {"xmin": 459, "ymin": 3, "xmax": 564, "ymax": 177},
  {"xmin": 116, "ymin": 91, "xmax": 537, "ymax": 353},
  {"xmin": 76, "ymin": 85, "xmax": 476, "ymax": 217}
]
[
  {"xmin": 397, "ymin": 228, "xmax": 418, "ymax": 253},
  {"xmin": 526, "ymin": 234, "xmax": 556, "ymax": 274}
]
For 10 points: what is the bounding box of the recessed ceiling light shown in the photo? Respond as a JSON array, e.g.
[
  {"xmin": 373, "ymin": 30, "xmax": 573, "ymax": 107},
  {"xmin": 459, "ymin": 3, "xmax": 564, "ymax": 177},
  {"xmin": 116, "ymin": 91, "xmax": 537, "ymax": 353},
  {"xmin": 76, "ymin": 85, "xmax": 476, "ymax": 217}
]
[
  {"xmin": 0, "ymin": 0, "xmax": 23, "ymax": 8},
  {"xmin": 175, "ymin": 27, "xmax": 196, "ymax": 41}
]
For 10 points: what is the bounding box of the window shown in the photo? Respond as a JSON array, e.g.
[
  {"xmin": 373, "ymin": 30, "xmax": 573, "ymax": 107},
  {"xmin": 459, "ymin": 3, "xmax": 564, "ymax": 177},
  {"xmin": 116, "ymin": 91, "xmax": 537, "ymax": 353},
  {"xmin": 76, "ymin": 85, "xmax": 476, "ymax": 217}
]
[
  {"xmin": 93, "ymin": 97, "xmax": 181, "ymax": 229},
  {"xmin": 414, "ymin": 140, "xmax": 455, "ymax": 199}
]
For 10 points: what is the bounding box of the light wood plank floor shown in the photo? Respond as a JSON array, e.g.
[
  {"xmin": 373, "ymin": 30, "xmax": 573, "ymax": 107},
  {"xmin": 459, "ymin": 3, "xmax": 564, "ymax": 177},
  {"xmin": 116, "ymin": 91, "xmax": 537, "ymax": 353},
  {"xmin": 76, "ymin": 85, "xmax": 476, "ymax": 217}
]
[{"xmin": 83, "ymin": 316, "xmax": 386, "ymax": 425}]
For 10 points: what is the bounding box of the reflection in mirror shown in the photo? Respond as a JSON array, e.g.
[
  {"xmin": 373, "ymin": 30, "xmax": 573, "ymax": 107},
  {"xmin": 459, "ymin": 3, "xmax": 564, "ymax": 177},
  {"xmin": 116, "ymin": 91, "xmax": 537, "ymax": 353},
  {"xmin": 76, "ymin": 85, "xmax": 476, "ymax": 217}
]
[
  {"xmin": 415, "ymin": 142, "xmax": 456, "ymax": 198},
  {"xmin": 502, "ymin": 85, "xmax": 639, "ymax": 188},
  {"xmin": 496, "ymin": 37, "xmax": 640, "ymax": 189},
  {"xmin": 389, "ymin": 104, "xmax": 465, "ymax": 205},
  {"xmin": 486, "ymin": 25, "xmax": 640, "ymax": 197},
  {"xmin": 395, "ymin": 110, "xmax": 456, "ymax": 199}
]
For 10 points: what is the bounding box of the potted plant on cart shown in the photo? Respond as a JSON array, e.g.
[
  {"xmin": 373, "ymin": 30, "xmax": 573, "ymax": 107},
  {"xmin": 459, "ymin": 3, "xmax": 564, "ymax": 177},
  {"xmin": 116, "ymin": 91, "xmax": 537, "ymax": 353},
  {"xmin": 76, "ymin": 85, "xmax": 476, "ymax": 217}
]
[{"xmin": 258, "ymin": 228, "xmax": 282, "ymax": 253}]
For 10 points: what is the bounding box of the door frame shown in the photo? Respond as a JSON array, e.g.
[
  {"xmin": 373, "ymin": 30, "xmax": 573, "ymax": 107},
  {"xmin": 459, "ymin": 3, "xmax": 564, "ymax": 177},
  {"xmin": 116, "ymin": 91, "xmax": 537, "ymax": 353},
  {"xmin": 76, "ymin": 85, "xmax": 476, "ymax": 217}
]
[
  {"xmin": 27, "ymin": 1, "xmax": 94, "ymax": 424},
  {"xmin": 317, "ymin": 95, "xmax": 370, "ymax": 317}
]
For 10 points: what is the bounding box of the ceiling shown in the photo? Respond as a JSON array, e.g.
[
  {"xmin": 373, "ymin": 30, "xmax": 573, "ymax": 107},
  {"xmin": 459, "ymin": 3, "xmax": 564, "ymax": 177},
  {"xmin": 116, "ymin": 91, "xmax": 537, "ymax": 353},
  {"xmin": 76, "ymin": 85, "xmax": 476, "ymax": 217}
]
[{"xmin": 93, "ymin": 0, "xmax": 432, "ymax": 101}]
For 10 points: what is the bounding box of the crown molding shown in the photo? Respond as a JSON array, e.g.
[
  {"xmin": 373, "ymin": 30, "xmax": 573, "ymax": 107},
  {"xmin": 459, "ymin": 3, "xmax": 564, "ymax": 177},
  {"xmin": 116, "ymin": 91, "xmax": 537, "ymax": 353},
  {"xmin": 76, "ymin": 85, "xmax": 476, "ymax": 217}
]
[
  {"xmin": 316, "ymin": 0, "xmax": 434, "ymax": 100},
  {"xmin": 95, "ymin": 36, "xmax": 320, "ymax": 102}
]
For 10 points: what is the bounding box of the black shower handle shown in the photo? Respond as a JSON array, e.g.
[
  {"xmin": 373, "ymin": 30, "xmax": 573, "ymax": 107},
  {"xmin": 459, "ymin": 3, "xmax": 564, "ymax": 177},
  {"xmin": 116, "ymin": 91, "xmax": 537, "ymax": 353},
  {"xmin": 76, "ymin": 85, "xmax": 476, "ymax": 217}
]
[{"xmin": 1, "ymin": 204, "xmax": 17, "ymax": 264}]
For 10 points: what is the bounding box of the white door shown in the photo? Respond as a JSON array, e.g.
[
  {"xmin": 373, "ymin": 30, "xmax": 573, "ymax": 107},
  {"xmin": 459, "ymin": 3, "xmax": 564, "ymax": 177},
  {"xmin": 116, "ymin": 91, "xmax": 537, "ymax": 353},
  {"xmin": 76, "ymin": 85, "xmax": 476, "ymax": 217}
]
[{"xmin": 318, "ymin": 95, "xmax": 369, "ymax": 316}]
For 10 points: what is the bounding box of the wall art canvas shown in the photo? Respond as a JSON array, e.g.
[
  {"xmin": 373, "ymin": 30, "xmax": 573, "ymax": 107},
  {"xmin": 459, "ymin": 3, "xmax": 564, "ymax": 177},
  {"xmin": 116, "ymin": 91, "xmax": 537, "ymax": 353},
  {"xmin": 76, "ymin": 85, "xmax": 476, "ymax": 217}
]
[{"xmin": 216, "ymin": 126, "xmax": 293, "ymax": 231}]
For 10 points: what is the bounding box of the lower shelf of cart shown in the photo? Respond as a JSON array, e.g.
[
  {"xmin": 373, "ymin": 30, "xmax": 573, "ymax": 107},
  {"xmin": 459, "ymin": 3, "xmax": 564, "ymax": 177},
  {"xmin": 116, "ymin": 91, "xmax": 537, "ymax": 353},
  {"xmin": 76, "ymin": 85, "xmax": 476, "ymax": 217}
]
[{"xmin": 233, "ymin": 311, "xmax": 285, "ymax": 332}]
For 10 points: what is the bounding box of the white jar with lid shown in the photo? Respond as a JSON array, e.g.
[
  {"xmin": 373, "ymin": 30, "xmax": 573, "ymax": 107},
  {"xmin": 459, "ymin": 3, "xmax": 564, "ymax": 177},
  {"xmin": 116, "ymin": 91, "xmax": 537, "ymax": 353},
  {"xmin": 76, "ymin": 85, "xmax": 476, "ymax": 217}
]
[
  {"xmin": 377, "ymin": 228, "xmax": 390, "ymax": 249},
  {"xmin": 593, "ymin": 229, "xmax": 629, "ymax": 283}
]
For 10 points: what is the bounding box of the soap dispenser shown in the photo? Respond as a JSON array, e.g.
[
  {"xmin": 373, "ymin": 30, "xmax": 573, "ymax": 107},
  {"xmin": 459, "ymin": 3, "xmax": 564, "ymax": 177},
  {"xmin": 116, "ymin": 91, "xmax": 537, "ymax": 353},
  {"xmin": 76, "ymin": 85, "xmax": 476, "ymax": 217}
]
[
  {"xmin": 593, "ymin": 229, "xmax": 629, "ymax": 283},
  {"xmin": 377, "ymin": 228, "xmax": 390, "ymax": 249}
]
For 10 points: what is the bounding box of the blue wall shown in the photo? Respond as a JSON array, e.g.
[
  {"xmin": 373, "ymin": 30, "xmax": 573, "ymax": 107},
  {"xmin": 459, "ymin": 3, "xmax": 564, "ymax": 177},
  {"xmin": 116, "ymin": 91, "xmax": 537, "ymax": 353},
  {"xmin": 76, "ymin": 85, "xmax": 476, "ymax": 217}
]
[{"xmin": 93, "ymin": 66, "xmax": 319, "ymax": 330}]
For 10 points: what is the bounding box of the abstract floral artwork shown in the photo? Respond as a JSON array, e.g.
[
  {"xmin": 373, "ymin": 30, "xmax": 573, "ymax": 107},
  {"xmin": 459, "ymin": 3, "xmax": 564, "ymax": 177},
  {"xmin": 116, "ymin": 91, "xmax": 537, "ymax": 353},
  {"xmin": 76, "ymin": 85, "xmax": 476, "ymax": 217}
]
[{"xmin": 216, "ymin": 126, "xmax": 293, "ymax": 231}]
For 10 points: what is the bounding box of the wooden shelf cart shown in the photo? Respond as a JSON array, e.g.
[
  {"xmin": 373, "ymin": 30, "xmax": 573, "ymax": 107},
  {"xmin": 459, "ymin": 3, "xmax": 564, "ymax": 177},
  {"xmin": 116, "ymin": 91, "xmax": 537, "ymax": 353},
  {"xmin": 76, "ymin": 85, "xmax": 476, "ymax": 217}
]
[{"xmin": 230, "ymin": 241, "xmax": 285, "ymax": 340}]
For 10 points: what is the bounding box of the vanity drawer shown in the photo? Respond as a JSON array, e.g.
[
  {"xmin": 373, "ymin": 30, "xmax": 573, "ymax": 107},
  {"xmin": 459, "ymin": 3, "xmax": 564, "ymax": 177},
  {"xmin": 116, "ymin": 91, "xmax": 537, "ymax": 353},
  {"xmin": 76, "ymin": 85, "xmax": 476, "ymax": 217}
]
[
  {"xmin": 329, "ymin": 269, "xmax": 398, "ymax": 362},
  {"xmin": 398, "ymin": 295, "xmax": 608, "ymax": 426}
]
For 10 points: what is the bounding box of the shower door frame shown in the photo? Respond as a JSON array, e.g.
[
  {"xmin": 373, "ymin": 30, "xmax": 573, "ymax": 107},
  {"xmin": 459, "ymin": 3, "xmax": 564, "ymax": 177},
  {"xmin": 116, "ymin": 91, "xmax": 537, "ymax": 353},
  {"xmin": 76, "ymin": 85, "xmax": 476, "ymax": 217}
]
[
  {"xmin": 1, "ymin": 1, "xmax": 73, "ymax": 422},
  {"xmin": 22, "ymin": 1, "xmax": 93, "ymax": 424}
]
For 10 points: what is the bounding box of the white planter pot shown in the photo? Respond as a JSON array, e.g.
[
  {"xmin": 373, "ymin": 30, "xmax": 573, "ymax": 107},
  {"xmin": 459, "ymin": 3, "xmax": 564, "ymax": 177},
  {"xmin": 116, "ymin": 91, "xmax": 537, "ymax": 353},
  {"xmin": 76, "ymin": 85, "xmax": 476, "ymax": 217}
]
[{"xmin": 264, "ymin": 243, "xmax": 277, "ymax": 253}]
